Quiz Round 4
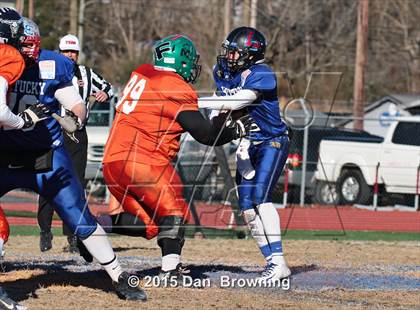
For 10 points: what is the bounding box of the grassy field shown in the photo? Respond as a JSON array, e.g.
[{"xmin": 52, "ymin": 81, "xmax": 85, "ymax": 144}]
[
  {"xmin": 10, "ymin": 225, "xmax": 420, "ymax": 241},
  {"xmin": 1, "ymin": 229, "xmax": 419, "ymax": 309}
]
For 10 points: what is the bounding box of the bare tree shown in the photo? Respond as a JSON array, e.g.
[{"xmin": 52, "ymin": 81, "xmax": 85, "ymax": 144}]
[
  {"xmin": 370, "ymin": 0, "xmax": 420, "ymax": 93},
  {"xmin": 54, "ymin": 0, "xmax": 419, "ymax": 107}
]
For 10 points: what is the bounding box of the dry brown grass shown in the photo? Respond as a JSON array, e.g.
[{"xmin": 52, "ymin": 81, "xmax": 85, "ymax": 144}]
[{"xmin": 1, "ymin": 236, "xmax": 419, "ymax": 309}]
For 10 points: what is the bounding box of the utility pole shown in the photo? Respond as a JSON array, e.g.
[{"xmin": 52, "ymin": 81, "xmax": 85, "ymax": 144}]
[
  {"xmin": 69, "ymin": 0, "xmax": 78, "ymax": 35},
  {"xmin": 28, "ymin": 0, "xmax": 34, "ymax": 19},
  {"xmin": 250, "ymin": 0, "xmax": 258, "ymax": 28},
  {"xmin": 304, "ymin": 0, "xmax": 312, "ymax": 83},
  {"xmin": 15, "ymin": 0, "xmax": 24, "ymax": 14},
  {"xmin": 353, "ymin": 0, "xmax": 369, "ymax": 131},
  {"xmin": 299, "ymin": 0, "xmax": 312, "ymax": 207},
  {"xmin": 77, "ymin": 0, "xmax": 85, "ymax": 62},
  {"xmin": 224, "ymin": 0, "xmax": 232, "ymax": 37}
]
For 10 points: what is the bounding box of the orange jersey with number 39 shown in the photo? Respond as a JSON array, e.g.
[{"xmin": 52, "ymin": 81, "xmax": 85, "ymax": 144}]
[
  {"xmin": 0, "ymin": 44, "xmax": 25, "ymax": 85},
  {"xmin": 103, "ymin": 64, "xmax": 198, "ymax": 165},
  {"xmin": 0, "ymin": 45, "xmax": 23, "ymax": 244}
]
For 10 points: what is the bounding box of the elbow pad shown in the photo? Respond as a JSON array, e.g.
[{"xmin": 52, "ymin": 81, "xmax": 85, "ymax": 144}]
[
  {"xmin": 54, "ymin": 84, "xmax": 84, "ymax": 111},
  {"xmin": 198, "ymin": 89, "xmax": 258, "ymax": 110}
]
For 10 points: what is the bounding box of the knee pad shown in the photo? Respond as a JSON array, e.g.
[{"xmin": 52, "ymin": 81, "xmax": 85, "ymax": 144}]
[
  {"xmin": 157, "ymin": 216, "xmax": 185, "ymax": 244},
  {"xmin": 242, "ymin": 208, "xmax": 257, "ymax": 225},
  {"xmin": 255, "ymin": 202, "xmax": 272, "ymax": 213},
  {"xmin": 75, "ymin": 221, "xmax": 98, "ymax": 240},
  {"xmin": 68, "ymin": 208, "xmax": 98, "ymax": 239}
]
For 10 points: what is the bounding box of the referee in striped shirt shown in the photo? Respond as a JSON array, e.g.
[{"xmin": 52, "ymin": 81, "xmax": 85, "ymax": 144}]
[{"xmin": 38, "ymin": 34, "xmax": 113, "ymax": 253}]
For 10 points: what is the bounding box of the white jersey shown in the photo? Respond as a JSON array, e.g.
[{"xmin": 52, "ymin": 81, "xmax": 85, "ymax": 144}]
[{"xmin": 61, "ymin": 64, "xmax": 113, "ymax": 119}]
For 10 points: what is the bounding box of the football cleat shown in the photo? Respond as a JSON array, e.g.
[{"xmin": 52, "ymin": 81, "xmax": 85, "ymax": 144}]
[
  {"xmin": 258, "ymin": 262, "xmax": 291, "ymax": 284},
  {"xmin": 0, "ymin": 287, "xmax": 27, "ymax": 310},
  {"xmin": 63, "ymin": 236, "xmax": 79, "ymax": 254},
  {"xmin": 113, "ymin": 272, "xmax": 147, "ymax": 301},
  {"xmin": 39, "ymin": 231, "xmax": 53, "ymax": 252},
  {"xmin": 158, "ymin": 263, "xmax": 192, "ymax": 287}
]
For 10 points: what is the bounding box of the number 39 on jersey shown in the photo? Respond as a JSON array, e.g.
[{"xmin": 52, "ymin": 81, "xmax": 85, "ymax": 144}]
[{"xmin": 115, "ymin": 73, "xmax": 147, "ymax": 115}]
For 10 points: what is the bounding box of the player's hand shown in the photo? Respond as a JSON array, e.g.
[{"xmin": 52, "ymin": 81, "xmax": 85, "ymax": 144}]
[
  {"xmin": 64, "ymin": 109, "xmax": 83, "ymax": 130},
  {"xmin": 19, "ymin": 103, "xmax": 51, "ymax": 130},
  {"xmin": 94, "ymin": 91, "xmax": 108, "ymax": 102},
  {"xmin": 231, "ymin": 114, "xmax": 260, "ymax": 139}
]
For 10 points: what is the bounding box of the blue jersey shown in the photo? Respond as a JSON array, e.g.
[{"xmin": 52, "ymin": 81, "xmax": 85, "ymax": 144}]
[
  {"xmin": 213, "ymin": 62, "xmax": 287, "ymax": 141},
  {"xmin": 0, "ymin": 49, "xmax": 74, "ymax": 151}
]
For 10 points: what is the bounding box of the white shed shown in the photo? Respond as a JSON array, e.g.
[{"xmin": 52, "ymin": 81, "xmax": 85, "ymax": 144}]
[{"xmin": 338, "ymin": 94, "xmax": 420, "ymax": 137}]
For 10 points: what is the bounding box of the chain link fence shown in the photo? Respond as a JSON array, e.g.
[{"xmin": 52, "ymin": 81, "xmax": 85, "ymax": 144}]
[
  {"xmin": 81, "ymin": 99, "xmax": 420, "ymax": 211},
  {"xmin": 2, "ymin": 96, "xmax": 419, "ymax": 236}
]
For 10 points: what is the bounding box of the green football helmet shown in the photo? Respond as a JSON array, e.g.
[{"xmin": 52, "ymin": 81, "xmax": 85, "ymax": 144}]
[{"xmin": 153, "ymin": 34, "xmax": 201, "ymax": 83}]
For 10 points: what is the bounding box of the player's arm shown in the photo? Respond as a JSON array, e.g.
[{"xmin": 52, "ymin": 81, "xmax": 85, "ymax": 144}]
[
  {"xmin": 0, "ymin": 45, "xmax": 49, "ymax": 129},
  {"xmin": 198, "ymin": 89, "xmax": 259, "ymax": 110},
  {"xmin": 54, "ymin": 82, "xmax": 86, "ymax": 125},
  {"xmin": 90, "ymin": 68, "xmax": 113, "ymax": 102},
  {"xmin": 176, "ymin": 110, "xmax": 256, "ymax": 146},
  {"xmin": 54, "ymin": 54, "xmax": 87, "ymax": 125},
  {"xmin": 1, "ymin": 76, "xmax": 49, "ymax": 129},
  {"xmin": 0, "ymin": 75, "xmax": 24, "ymax": 128},
  {"xmin": 0, "ymin": 45, "xmax": 48, "ymax": 129}
]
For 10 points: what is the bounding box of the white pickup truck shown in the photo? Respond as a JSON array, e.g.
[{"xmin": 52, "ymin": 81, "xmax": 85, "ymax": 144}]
[{"xmin": 314, "ymin": 117, "xmax": 420, "ymax": 205}]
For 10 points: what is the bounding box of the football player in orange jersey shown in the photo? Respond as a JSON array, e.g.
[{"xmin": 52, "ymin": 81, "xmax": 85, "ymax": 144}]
[{"xmin": 99, "ymin": 34, "xmax": 258, "ymax": 282}]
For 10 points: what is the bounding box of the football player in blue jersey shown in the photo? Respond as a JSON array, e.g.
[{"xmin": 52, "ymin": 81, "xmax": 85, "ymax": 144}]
[
  {"xmin": 198, "ymin": 27, "xmax": 291, "ymax": 283},
  {"xmin": 0, "ymin": 17, "xmax": 146, "ymax": 301}
]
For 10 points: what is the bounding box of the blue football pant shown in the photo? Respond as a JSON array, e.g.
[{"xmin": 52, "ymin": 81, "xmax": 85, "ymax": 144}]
[
  {"xmin": 0, "ymin": 145, "xmax": 97, "ymax": 238},
  {"xmin": 236, "ymin": 135, "xmax": 290, "ymax": 211}
]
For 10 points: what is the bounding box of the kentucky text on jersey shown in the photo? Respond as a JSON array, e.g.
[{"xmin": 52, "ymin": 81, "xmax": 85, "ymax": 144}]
[
  {"xmin": 13, "ymin": 80, "xmax": 46, "ymax": 95},
  {"xmin": 0, "ymin": 50, "xmax": 74, "ymax": 151}
]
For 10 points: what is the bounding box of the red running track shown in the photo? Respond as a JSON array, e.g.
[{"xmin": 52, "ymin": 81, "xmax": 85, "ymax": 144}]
[
  {"xmin": 8, "ymin": 216, "xmax": 62, "ymax": 227},
  {"xmin": 1, "ymin": 202, "xmax": 419, "ymax": 232},
  {"xmin": 192, "ymin": 203, "xmax": 420, "ymax": 232}
]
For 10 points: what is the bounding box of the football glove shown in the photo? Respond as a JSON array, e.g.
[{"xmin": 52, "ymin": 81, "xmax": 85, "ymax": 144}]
[
  {"xmin": 230, "ymin": 114, "xmax": 261, "ymax": 139},
  {"xmin": 64, "ymin": 109, "xmax": 83, "ymax": 130},
  {"xmin": 19, "ymin": 103, "xmax": 51, "ymax": 130},
  {"xmin": 61, "ymin": 110, "xmax": 82, "ymax": 143}
]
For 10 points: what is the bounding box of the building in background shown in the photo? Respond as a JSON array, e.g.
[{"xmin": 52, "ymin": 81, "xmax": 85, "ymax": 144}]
[{"xmin": 338, "ymin": 94, "xmax": 420, "ymax": 137}]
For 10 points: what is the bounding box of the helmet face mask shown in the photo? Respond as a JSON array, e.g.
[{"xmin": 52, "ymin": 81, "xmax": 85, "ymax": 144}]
[
  {"xmin": 221, "ymin": 44, "xmax": 252, "ymax": 72},
  {"xmin": 21, "ymin": 17, "xmax": 40, "ymax": 65},
  {"xmin": 153, "ymin": 34, "xmax": 201, "ymax": 83},
  {"xmin": 218, "ymin": 27, "xmax": 266, "ymax": 74},
  {"xmin": 188, "ymin": 53, "xmax": 201, "ymax": 84},
  {"xmin": 0, "ymin": 7, "xmax": 24, "ymax": 49}
]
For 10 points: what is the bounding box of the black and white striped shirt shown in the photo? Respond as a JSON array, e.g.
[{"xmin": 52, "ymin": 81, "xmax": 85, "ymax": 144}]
[{"xmin": 62, "ymin": 64, "xmax": 113, "ymax": 119}]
